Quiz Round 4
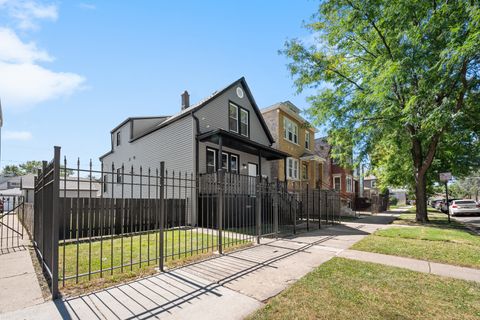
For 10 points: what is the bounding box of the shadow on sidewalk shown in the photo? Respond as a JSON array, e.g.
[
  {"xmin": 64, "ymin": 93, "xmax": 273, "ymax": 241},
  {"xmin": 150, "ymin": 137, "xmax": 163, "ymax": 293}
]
[{"xmin": 51, "ymin": 223, "xmax": 373, "ymax": 319}]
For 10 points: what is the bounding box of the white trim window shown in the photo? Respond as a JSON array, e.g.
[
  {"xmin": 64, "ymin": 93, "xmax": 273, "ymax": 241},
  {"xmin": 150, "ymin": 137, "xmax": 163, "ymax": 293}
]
[
  {"xmin": 333, "ymin": 175, "xmax": 341, "ymax": 191},
  {"xmin": 287, "ymin": 157, "xmax": 299, "ymax": 180},
  {"xmin": 230, "ymin": 154, "xmax": 239, "ymax": 174},
  {"xmin": 305, "ymin": 131, "xmax": 311, "ymax": 150},
  {"xmin": 346, "ymin": 175, "xmax": 353, "ymax": 193},
  {"xmin": 116, "ymin": 131, "xmax": 121, "ymax": 146},
  {"xmin": 240, "ymin": 109, "xmax": 249, "ymax": 137},
  {"xmin": 221, "ymin": 152, "xmax": 229, "ymax": 171},
  {"xmin": 206, "ymin": 148, "xmax": 216, "ymax": 173},
  {"xmin": 229, "ymin": 103, "xmax": 238, "ymax": 133},
  {"xmin": 283, "ymin": 117, "xmax": 298, "ymax": 144}
]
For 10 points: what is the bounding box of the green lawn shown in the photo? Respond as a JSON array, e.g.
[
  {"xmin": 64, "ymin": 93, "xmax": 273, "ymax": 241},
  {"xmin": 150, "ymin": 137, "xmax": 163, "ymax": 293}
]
[
  {"xmin": 248, "ymin": 258, "xmax": 480, "ymax": 320},
  {"xmin": 352, "ymin": 226, "xmax": 480, "ymax": 268},
  {"xmin": 394, "ymin": 208, "xmax": 466, "ymax": 229},
  {"xmin": 59, "ymin": 228, "xmax": 248, "ymax": 292}
]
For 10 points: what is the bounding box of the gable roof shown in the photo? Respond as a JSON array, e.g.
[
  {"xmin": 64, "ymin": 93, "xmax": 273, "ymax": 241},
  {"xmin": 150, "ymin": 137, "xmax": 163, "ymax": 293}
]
[
  {"xmin": 261, "ymin": 101, "xmax": 318, "ymax": 133},
  {"xmin": 100, "ymin": 77, "xmax": 275, "ymax": 160},
  {"xmin": 131, "ymin": 77, "xmax": 275, "ymax": 144}
]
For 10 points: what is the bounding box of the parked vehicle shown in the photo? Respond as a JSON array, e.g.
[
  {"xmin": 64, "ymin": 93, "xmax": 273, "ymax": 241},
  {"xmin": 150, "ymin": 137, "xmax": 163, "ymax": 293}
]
[
  {"xmin": 441, "ymin": 199, "xmax": 459, "ymax": 213},
  {"xmin": 435, "ymin": 200, "xmax": 445, "ymax": 211},
  {"xmin": 430, "ymin": 199, "xmax": 443, "ymax": 209},
  {"xmin": 449, "ymin": 199, "xmax": 480, "ymax": 216}
]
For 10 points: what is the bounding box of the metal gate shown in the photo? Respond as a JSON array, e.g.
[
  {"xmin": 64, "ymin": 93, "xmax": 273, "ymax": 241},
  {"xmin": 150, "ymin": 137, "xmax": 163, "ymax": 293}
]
[{"xmin": 0, "ymin": 196, "xmax": 26, "ymax": 251}]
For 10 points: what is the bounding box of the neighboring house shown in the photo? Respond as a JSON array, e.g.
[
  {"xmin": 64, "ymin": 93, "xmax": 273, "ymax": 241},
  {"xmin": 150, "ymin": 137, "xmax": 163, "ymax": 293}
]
[
  {"xmin": 100, "ymin": 77, "xmax": 289, "ymax": 198},
  {"xmin": 261, "ymin": 101, "xmax": 325, "ymax": 190},
  {"xmin": 363, "ymin": 175, "xmax": 378, "ymax": 198},
  {"xmin": 0, "ymin": 174, "xmax": 23, "ymax": 190},
  {"xmin": 314, "ymin": 138, "xmax": 355, "ymax": 194},
  {"xmin": 20, "ymin": 174, "xmax": 101, "ymax": 203},
  {"xmin": 314, "ymin": 137, "xmax": 356, "ymax": 207}
]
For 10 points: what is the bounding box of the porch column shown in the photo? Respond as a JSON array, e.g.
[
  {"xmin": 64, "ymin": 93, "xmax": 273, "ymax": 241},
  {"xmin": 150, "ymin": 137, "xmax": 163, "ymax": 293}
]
[{"xmin": 283, "ymin": 157, "xmax": 288, "ymax": 188}]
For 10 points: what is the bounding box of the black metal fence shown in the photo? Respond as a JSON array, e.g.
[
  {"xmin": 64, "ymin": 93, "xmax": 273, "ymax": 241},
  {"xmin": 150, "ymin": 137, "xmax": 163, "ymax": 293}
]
[
  {"xmin": 0, "ymin": 196, "xmax": 26, "ymax": 251},
  {"xmin": 33, "ymin": 147, "xmax": 341, "ymax": 299}
]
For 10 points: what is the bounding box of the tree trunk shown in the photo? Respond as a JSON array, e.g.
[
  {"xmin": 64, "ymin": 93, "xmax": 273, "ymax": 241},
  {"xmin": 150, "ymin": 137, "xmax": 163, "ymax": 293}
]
[{"xmin": 415, "ymin": 171, "xmax": 428, "ymax": 223}]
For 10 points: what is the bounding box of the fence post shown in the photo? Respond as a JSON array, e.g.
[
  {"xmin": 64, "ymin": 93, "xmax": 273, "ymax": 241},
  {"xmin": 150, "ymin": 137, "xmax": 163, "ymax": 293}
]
[
  {"xmin": 255, "ymin": 176, "xmax": 261, "ymax": 244},
  {"xmin": 51, "ymin": 146, "xmax": 61, "ymax": 299},
  {"xmin": 41, "ymin": 161, "xmax": 47, "ymax": 269},
  {"xmin": 217, "ymin": 169, "xmax": 224, "ymax": 254},
  {"xmin": 159, "ymin": 161, "xmax": 165, "ymax": 271},
  {"xmin": 273, "ymin": 181, "xmax": 279, "ymax": 237}
]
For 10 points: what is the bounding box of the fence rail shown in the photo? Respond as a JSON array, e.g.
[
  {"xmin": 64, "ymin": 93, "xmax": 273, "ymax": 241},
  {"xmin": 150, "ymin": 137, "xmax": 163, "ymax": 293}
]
[{"xmin": 33, "ymin": 147, "xmax": 341, "ymax": 299}]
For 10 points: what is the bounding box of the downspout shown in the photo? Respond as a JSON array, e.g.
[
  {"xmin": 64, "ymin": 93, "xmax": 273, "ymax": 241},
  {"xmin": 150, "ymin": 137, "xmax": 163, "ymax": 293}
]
[{"xmin": 191, "ymin": 112, "xmax": 200, "ymax": 175}]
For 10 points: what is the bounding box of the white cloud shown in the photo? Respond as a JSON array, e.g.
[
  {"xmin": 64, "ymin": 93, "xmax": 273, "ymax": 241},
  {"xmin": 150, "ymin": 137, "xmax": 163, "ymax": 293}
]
[
  {"xmin": 0, "ymin": 61, "xmax": 85, "ymax": 108},
  {"xmin": 0, "ymin": 28, "xmax": 52, "ymax": 63},
  {"xmin": 79, "ymin": 3, "xmax": 96, "ymax": 10},
  {"xmin": 3, "ymin": 130, "xmax": 32, "ymax": 141},
  {"xmin": 0, "ymin": 4, "xmax": 85, "ymax": 109},
  {"xmin": 0, "ymin": 0, "xmax": 58, "ymax": 30}
]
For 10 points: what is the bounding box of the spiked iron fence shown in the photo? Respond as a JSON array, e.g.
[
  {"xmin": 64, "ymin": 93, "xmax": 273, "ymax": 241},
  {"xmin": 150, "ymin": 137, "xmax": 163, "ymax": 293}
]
[{"xmin": 33, "ymin": 147, "xmax": 341, "ymax": 299}]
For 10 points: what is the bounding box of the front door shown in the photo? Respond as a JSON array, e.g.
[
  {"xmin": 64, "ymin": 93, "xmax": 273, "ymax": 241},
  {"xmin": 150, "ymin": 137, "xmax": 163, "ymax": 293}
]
[{"xmin": 248, "ymin": 163, "xmax": 258, "ymax": 177}]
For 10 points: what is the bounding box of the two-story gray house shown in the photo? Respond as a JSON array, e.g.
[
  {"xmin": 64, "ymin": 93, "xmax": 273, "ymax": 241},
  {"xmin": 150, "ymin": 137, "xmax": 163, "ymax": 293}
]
[{"xmin": 100, "ymin": 77, "xmax": 289, "ymax": 198}]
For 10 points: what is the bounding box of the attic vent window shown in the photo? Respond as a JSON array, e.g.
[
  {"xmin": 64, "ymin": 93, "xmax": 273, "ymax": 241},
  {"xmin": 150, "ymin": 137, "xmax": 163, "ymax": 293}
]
[
  {"xmin": 116, "ymin": 131, "xmax": 121, "ymax": 146},
  {"xmin": 236, "ymin": 87, "xmax": 244, "ymax": 98}
]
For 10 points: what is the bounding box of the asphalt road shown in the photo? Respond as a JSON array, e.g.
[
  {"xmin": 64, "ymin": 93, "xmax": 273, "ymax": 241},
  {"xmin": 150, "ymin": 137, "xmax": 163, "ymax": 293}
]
[{"xmin": 451, "ymin": 215, "xmax": 480, "ymax": 234}]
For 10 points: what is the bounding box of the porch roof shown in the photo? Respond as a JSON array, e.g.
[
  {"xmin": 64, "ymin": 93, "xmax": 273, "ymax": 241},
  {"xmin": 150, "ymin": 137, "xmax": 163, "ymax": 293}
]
[{"xmin": 198, "ymin": 129, "xmax": 290, "ymax": 161}]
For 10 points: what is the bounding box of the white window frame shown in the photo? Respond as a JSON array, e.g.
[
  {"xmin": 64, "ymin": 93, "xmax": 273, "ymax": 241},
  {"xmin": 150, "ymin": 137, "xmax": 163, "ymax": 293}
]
[
  {"xmin": 240, "ymin": 108, "xmax": 249, "ymax": 137},
  {"xmin": 206, "ymin": 148, "xmax": 216, "ymax": 173},
  {"xmin": 333, "ymin": 175, "xmax": 341, "ymax": 191},
  {"xmin": 287, "ymin": 157, "xmax": 299, "ymax": 180},
  {"xmin": 116, "ymin": 131, "xmax": 121, "ymax": 146},
  {"xmin": 230, "ymin": 154, "xmax": 239, "ymax": 174},
  {"xmin": 221, "ymin": 152, "xmax": 229, "ymax": 171},
  {"xmin": 283, "ymin": 117, "xmax": 298, "ymax": 144},
  {"xmin": 229, "ymin": 103, "xmax": 238, "ymax": 133},
  {"xmin": 346, "ymin": 175, "xmax": 353, "ymax": 193},
  {"xmin": 305, "ymin": 131, "xmax": 311, "ymax": 150}
]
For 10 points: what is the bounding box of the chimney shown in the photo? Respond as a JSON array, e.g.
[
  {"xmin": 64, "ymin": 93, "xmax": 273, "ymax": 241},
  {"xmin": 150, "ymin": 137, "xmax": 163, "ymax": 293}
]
[{"xmin": 181, "ymin": 90, "xmax": 190, "ymax": 110}]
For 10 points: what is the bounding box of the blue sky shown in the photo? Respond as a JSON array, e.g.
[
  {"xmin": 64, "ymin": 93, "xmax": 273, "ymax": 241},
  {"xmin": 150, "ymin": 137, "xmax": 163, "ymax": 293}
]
[{"xmin": 0, "ymin": 1, "xmax": 319, "ymax": 170}]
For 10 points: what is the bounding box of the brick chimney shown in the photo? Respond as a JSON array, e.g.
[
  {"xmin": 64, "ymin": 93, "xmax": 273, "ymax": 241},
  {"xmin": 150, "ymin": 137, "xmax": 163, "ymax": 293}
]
[{"xmin": 181, "ymin": 90, "xmax": 190, "ymax": 110}]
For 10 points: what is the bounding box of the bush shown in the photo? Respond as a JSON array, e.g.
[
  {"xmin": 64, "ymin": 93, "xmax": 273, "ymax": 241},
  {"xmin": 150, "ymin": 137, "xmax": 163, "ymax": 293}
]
[{"xmin": 389, "ymin": 196, "xmax": 398, "ymax": 206}]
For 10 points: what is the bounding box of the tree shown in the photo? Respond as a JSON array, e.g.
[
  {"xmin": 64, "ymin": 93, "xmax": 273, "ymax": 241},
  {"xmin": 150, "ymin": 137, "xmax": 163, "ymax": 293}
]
[
  {"xmin": 449, "ymin": 171, "xmax": 480, "ymax": 200},
  {"xmin": 2, "ymin": 165, "xmax": 22, "ymax": 176},
  {"xmin": 19, "ymin": 161, "xmax": 42, "ymax": 174},
  {"xmin": 283, "ymin": 0, "xmax": 480, "ymax": 222}
]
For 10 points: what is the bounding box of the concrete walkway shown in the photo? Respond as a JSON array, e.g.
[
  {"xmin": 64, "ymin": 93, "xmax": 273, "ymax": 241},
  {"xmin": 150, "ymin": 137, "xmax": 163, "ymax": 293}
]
[
  {"xmin": 2, "ymin": 217, "xmax": 395, "ymax": 320},
  {"xmin": 0, "ymin": 214, "xmax": 45, "ymax": 314},
  {"xmin": 338, "ymin": 249, "xmax": 480, "ymax": 283}
]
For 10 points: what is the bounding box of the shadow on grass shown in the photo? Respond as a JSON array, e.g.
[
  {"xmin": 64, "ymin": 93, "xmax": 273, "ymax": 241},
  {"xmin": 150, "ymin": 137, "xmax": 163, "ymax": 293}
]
[{"xmin": 53, "ymin": 223, "xmax": 361, "ymax": 319}]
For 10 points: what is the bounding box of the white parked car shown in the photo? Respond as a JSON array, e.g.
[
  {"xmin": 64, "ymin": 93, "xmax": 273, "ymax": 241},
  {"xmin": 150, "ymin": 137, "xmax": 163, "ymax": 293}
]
[{"xmin": 449, "ymin": 199, "xmax": 480, "ymax": 216}]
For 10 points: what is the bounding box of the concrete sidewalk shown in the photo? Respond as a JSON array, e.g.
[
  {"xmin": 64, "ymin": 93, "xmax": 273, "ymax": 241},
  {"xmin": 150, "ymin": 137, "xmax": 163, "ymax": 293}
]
[
  {"xmin": 0, "ymin": 214, "xmax": 45, "ymax": 314},
  {"xmin": 2, "ymin": 219, "xmax": 393, "ymax": 320},
  {"xmin": 338, "ymin": 249, "xmax": 480, "ymax": 283}
]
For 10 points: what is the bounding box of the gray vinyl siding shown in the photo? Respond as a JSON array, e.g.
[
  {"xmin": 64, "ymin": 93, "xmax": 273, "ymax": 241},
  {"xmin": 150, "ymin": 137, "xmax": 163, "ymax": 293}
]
[
  {"xmin": 195, "ymin": 83, "xmax": 271, "ymax": 146},
  {"xmin": 131, "ymin": 117, "xmax": 168, "ymax": 140},
  {"xmin": 198, "ymin": 141, "xmax": 271, "ymax": 178},
  {"xmin": 102, "ymin": 116, "xmax": 195, "ymax": 198}
]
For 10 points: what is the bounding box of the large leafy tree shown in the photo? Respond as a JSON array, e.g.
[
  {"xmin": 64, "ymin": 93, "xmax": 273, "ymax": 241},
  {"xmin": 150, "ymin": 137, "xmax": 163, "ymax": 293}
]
[
  {"xmin": 283, "ymin": 0, "xmax": 480, "ymax": 222},
  {"xmin": 19, "ymin": 161, "xmax": 42, "ymax": 174}
]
